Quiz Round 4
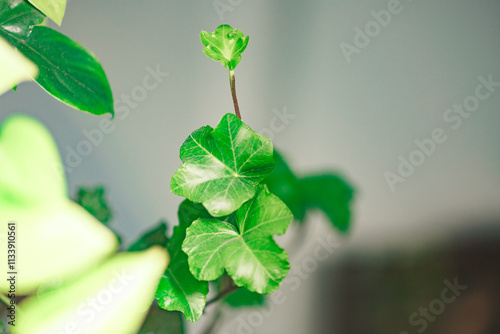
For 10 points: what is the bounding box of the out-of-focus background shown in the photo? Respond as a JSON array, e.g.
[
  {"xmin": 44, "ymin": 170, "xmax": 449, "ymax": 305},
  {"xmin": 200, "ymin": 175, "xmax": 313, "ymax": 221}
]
[{"xmin": 2, "ymin": 0, "xmax": 500, "ymax": 333}]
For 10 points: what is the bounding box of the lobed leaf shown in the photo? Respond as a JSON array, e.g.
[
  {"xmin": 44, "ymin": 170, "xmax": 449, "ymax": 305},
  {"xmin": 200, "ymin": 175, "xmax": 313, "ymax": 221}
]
[
  {"xmin": 171, "ymin": 113, "xmax": 274, "ymax": 217},
  {"xmin": 183, "ymin": 186, "xmax": 292, "ymax": 294},
  {"xmin": 155, "ymin": 200, "xmax": 210, "ymax": 322},
  {"xmin": 265, "ymin": 150, "xmax": 355, "ymax": 233}
]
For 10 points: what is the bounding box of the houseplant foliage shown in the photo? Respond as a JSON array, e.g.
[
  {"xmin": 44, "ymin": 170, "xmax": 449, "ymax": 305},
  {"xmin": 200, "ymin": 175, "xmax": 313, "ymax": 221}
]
[
  {"xmin": 0, "ymin": 0, "xmax": 114, "ymax": 115},
  {"xmin": 0, "ymin": 8, "xmax": 355, "ymax": 331}
]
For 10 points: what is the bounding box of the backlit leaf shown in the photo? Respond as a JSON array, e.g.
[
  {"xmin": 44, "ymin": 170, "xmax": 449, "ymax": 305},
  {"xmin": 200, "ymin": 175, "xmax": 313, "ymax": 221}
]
[
  {"xmin": 200, "ymin": 24, "xmax": 249, "ymax": 70},
  {"xmin": 27, "ymin": 0, "xmax": 66, "ymax": 25}
]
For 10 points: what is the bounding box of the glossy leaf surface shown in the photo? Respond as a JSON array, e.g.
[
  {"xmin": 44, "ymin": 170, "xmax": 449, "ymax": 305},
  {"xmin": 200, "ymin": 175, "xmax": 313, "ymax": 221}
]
[
  {"xmin": 155, "ymin": 200, "xmax": 210, "ymax": 322},
  {"xmin": 264, "ymin": 150, "xmax": 306, "ymax": 220},
  {"xmin": 200, "ymin": 24, "xmax": 249, "ymax": 70},
  {"xmin": 183, "ymin": 186, "xmax": 292, "ymax": 294},
  {"xmin": 171, "ymin": 113, "xmax": 274, "ymax": 217},
  {"xmin": 0, "ymin": 21, "xmax": 114, "ymax": 115}
]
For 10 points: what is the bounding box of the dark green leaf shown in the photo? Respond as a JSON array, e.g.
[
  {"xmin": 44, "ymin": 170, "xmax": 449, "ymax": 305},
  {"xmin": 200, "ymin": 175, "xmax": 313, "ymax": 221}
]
[
  {"xmin": 138, "ymin": 301, "xmax": 184, "ymax": 334},
  {"xmin": 200, "ymin": 24, "xmax": 249, "ymax": 70},
  {"xmin": 224, "ymin": 287, "xmax": 265, "ymax": 307},
  {"xmin": 27, "ymin": 0, "xmax": 66, "ymax": 25},
  {"xmin": 298, "ymin": 175, "xmax": 354, "ymax": 233},
  {"xmin": 0, "ymin": 0, "xmax": 45, "ymax": 32},
  {"xmin": 265, "ymin": 150, "xmax": 355, "ymax": 233},
  {"xmin": 171, "ymin": 113, "xmax": 274, "ymax": 217},
  {"xmin": 128, "ymin": 221, "xmax": 168, "ymax": 252},
  {"xmin": 264, "ymin": 150, "xmax": 306, "ymax": 220},
  {"xmin": 156, "ymin": 200, "xmax": 209, "ymax": 322},
  {"xmin": 74, "ymin": 186, "xmax": 112, "ymax": 224},
  {"xmin": 0, "ymin": 25, "xmax": 114, "ymax": 116},
  {"xmin": 183, "ymin": 186, "xmax": 292, "ymax": 294}
]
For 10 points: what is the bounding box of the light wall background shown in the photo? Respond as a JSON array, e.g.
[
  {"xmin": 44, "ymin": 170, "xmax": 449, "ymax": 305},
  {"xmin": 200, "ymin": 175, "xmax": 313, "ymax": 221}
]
[{"xmin": 2, "ymin": 0, "xmax": 500, "ymax": 333}]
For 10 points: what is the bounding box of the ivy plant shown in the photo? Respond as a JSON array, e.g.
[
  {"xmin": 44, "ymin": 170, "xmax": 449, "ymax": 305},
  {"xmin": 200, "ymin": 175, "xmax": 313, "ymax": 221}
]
[{"xmin": 0, "ymin": 5, "xmax": 355, "ymax": 332}]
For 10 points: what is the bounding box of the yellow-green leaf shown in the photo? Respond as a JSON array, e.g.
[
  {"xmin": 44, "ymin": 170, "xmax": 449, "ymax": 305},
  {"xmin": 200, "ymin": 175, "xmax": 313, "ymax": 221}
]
[
  {"xmin": 13, "ymin": 247, "xmax": 169, "ymax": 334},
  {"xmin": 27, "ymin": 0, "xmax": 66, "ymax": 25}
]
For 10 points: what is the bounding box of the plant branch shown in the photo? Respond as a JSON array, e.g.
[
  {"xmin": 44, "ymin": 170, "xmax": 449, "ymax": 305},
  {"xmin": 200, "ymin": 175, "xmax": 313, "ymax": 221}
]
[
  {"xmin": 206, "ymin": 281, "xmax": 239, "ymax": 307},
  {"xmin": 229, "ymin": 70, "xmax": 242, "ymax": 120}
]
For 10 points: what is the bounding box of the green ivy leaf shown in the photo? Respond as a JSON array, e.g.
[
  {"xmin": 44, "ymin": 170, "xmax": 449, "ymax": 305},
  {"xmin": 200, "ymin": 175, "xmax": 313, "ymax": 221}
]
[
  {"xmin": 200, "ymin": 24, "xmax": 249, "ymax": 70},
  {"xmin": 264, "ymin": 150, "xmax": 306, "ymax": 220},
  {"xmin": 155, "ymin": 200, "xmax": 210, "ymax": 322},
  {"xmin": 265, "ymin": 150, "xmax": 354, "ymax": 232},
  {"xmin": 224, "ymin": 286, "xmax": 265, "ymax": 308},
  {"xmin": 298, "ymin": 175, "xmax": 354, "ymax": 233},
  {"xmin": 74, "ymin": 186, "xmax": 113, "ymax": 224},
  {"xmin": 0, "ymin": 25, "xmax": 114, "ymax": 116},
  {"xmin": 183, "ymin": 186, "xmax": 292, "ymax": 294},
  {"xmin": 139, "ymin": 302, "xmax": 184, "ymax": 334},
  {"xmin": 27, "ymin": 0, "xmax": 66, "ymax": 25},
  {"xmin": 128, "ymin": 221, "xmax": 169, "ymax": 252},
  {"xmin": 171, "ymin": 113, "xmax": 274, "ymax": 217}
]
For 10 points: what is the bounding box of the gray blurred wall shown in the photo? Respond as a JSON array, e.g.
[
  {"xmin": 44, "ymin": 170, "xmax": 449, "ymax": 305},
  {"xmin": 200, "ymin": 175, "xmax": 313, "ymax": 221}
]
[{"xmin": 2, "ymin": 1, "xmax": 500, "ymax": 333}]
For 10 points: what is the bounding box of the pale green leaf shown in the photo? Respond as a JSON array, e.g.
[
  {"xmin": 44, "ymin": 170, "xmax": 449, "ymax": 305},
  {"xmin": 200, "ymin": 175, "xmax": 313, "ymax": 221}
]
[
  {"xmin": 13, "ymin": 247, "xmax": 169, "ymax": 334},
  {"xmin": 183, "ymin": 186, "xmax": 292, "ymax": 294},
  {"xmin": 27, "ymin": 0, "xmax": 66, "ymax": 25},
  {"xmin": 171, "ymin": 113, "xmax": 274, "ymax": 217},
  {"xmin": 0, "ymin": 116, "xmax": 118, "ymax": 294},
  {"xmin": 200, "ymin": 24, "xmax": 249, "ymax": 70},
  {"xmin": 0, "ymin": 37, "xmax": 37, "ymax": 95}
]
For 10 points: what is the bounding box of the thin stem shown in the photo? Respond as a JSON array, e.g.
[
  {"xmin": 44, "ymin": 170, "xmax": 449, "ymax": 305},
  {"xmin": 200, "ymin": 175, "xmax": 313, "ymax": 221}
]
[
  {"xmin": 0, "ymin": 293, "xmax": 10, "ymax": 306},
  {"xmin": 229, "ymin": 70, "xmax": 242, "ymax": 120},
  {"xmin": 206, "ymin": 282, "xmax": 239, "ymax": 307}
]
